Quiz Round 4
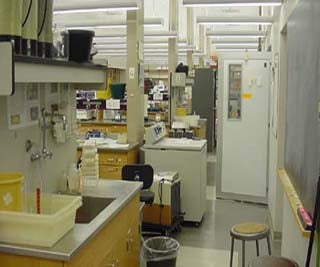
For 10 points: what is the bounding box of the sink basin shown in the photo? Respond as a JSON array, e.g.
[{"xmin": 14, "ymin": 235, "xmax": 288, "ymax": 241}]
[{"xmin": 75, "ymin": 196, "xmax": 115, "ymax": 224}]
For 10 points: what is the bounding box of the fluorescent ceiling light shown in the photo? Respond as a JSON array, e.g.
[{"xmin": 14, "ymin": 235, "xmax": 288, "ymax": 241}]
[
  {"xmin": 197, "ymin": 16, "xmax": 273, "ymax": 25},
  {"xmin": 144, "ymin": 31, "xmax": 178, "ymax": 39},
  {"xmin": 183, "ymin": 0, "xmax": 281, "ymax": 7},
  {"xmin": 207, "ymin": 30, "xmax": 267, "ymax": 38},
  {"xmin": 65, "ymin": 18, "xmax": 163, "ymax": 30},
  {"xmin": 214, "ymin": 43, "xmax": 259, "ymax": 46},
  {"xmin": 54, "ymin": 3, "xmax": 139, "ymax": 14},
  {"xmin": 95, "ymin": 31, "xmax": 178, "ymax": 40},
  {"xmin": 95, "ymin": 44, "xmax": 196, "ymax": 50},
  {"xmin": 215, "ymin": 45, "xmax": 259, "ymax": 49},
  {"xmin": 216, "ymin": 48, "xmax": 258, "ymax": 52},
  {"xmin": 94, "ymin": 40, "xmax": 188, "ymax": 46},
  {"xmin": 211, "ymin": 38, "xmax": 261, "ymax": 43}
]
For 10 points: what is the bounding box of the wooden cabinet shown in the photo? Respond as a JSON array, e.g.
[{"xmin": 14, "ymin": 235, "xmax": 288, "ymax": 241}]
[
  {"xmin": 99, "ymin": 149, "xmax": 139, "ymax": 180},
  {"xmin": 78, "ymin": 147, "xmax": 139, "ymax": 180},
  {"xmin": 78, "ymin": 124, "xmax": 127, "ymax": 134},
  {"xmin": 66, "ymin": 194, "xmax": 140, "ymax": 267},
  {"xmin": 0, "ymin": 194, "xmax": 140, "ymax": 267}
]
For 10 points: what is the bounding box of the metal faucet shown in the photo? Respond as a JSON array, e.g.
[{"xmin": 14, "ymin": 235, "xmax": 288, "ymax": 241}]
[{"xmin": 30, "ymin": 108, "xmax": 66, "ymax": 161}]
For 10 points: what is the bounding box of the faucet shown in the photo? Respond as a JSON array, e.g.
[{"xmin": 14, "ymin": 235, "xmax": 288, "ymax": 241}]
[{"xmin": 30, "ymin": 108, "xmax": 66, "ymax": 161}]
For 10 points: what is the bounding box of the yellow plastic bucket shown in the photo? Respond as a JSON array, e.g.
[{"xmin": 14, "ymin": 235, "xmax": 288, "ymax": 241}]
[
  {"xmin": 0, "ymin": 173, "xmax": 23, "ymax": 211},
  {"xmin": 176, "ymin": 107, "xmax": 187, "ymax": 117}
]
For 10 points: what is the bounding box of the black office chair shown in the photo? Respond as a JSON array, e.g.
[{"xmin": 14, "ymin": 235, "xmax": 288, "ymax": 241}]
[{"xmin": 122, "ymin": 164, "xmax": 155, "ymax": 205}]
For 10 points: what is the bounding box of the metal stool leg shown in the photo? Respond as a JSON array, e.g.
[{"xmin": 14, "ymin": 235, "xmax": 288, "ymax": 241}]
[
  {"xmin": 267, "ymin": 236, "xmax": 272, "ymax": 255},
  {"xmin": 230, "ymin": 237, "xmax": 234, "ymax": 267},
  {"xmin": 256, "ymin": 240, "xmax": 260, "ymax": 256},
  {"xmin": 242, "ymin": 240, "xmax": 246, "ymax": 267}
]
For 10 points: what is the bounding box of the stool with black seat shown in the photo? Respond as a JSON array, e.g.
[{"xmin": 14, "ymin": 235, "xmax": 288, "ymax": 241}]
[{"xmin": 122, "ymin": 164, "xmax": 155, "ymax": 205}]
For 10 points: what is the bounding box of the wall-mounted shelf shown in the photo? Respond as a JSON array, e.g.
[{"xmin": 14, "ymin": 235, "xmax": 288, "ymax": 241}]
[{"xmin": 14, "ymin": 56, "xmax": 107, "ymax": 90}]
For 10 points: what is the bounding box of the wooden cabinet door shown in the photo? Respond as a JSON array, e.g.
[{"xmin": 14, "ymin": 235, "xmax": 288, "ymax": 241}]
[{"xmin": 125, "ymin": 220, "xmax": 140, "ymax": 267}]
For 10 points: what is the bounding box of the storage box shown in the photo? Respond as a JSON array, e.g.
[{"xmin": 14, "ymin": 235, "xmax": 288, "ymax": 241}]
[{"xmin": 0, "ymin": 194, "xmax": 82, "ymax": 247}]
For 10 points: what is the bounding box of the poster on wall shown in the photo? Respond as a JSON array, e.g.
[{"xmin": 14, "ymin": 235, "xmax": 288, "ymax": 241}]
[{"xmin": 6, "ymin": 84, "xmax": 40, "ymax": 130}]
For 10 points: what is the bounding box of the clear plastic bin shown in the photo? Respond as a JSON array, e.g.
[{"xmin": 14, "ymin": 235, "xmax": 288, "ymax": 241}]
[{"xmin": 0, "ymin": 193, "xmax": 82, "ymax": 247}]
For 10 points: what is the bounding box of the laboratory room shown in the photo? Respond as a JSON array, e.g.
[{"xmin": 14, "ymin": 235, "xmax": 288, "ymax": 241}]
[{"xmin": 0, "ymin": 0, "xmax": 319, "ymax": 266}]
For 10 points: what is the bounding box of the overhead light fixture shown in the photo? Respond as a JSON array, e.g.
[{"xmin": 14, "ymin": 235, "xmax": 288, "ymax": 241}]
[
  {"xmin": 211, "ymin": 38, "xmax": 261, "ymax": 44},
  {"xmin": 144, "ymin": 31, "xmax": 178, "ymax": 39},
  {"xmin": 95, "ymin": 31, "xmax": 178, "ymax": 40},
  {"xmin": 207, "ymin": 30, "xmax": 267, "ymax": 38},
  {"xmin": 183, "ymin": 0, "xmax": 282, "ymax": 7},
  {"xmin": 214, "ymin": 43, "xmax": 259, "ymax": 46},
  {"xmin": 216, "ymin": 48, "xmax": 258, "ymax": 52},
  {"xmin": 215, "ymin": 45, "xmax": 259, "ymax": 49},
  {"xmin": 94, "ymin": 40, "xmax": 188, "ymax": 46},
  {"xmin": 95, "ymin": 44, "xmax": 196, "ymax": 50},
  {"xmin": 197, "ymin": 16, "xmax": 273, "ymax": 25},
  {"xmin": 54, "ymin": 2, "xmax": 139, "ymax": 14},
  {"xmin": 94, "ymin": 34, "xmax": 126, "ymax": 41},
  {"xmin": 65, "ymin": 18, "xmax": 163, "ymax": 30}
]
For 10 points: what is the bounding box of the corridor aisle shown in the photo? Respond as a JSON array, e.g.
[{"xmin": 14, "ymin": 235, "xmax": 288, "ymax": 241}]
[{"xmin": 174, "ymin": 154, "xmax": 281, "ymax": 267}]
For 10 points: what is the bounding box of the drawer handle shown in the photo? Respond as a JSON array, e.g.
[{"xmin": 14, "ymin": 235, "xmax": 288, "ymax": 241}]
[{"xmin": 107, "ymin": 158, "xmax": 115, "ymax": 162}]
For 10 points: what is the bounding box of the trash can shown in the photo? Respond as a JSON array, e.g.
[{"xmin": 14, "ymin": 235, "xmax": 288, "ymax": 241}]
[{"xmin": 142, "ymin": 237, "xmax": 180, "ymax": 267}]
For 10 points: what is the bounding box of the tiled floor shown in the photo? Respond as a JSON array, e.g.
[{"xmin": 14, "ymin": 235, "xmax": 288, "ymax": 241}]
[
  {"xmin": 177, "ymin": 246, "xmax": 238, "ymax": 267},
  {"xmin": 173, "ymin": 154, "xmax": 281, "ymax": 267}
]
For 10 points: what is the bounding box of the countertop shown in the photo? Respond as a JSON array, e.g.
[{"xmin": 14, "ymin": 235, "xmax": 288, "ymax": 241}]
[
  {"xmin": 0, "ymin": 180, "xmax": 142, "ymax": 261},
  {"xmin": 78, "ymin": 119, "xmax": 170, "ymax": 127},
  {"xmin": 77, "ymin": 139, "xmax": 141, "ymax": 152}
]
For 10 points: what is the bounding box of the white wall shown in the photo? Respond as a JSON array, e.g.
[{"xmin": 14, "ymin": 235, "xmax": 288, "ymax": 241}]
[
  {"xmin": 281, "ymin": 194, "xmax": 317, "ymax": 266},
  {"xmin": 267, "ymin": 0, "xmax": 318, "ymax": 263},
  {"xmin": 0, "ymin": 84, "xmax": 77, "ymax": 195}
]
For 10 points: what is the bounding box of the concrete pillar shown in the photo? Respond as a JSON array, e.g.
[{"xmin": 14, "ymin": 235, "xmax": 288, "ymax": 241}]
[
  {"xmin": 168, "ymin": 0, "xmax": 179, "ymax": 123},
  {"xmin": 126, "ymin": 3, "xmax": 144, "ymax": 143},
  {"xmin": 168, "ymin": 0, "xmax": 179, "ymax": 74},
  {"xmin": 187, "ymin": 7, "xmax": 194, "ymax": 71}
]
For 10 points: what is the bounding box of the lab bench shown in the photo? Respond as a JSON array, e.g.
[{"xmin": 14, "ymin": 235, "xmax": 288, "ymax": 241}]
[
  {"xmin": 77, "ymin": 142, "xmax": 141, "ymax": 180},
  {"xmin": 0, "ymin": 180, "xmax": 142, "ymax": 267},
  {"xmin": 77, "ymin": 119, "xmax": 171, "ymax": 134}
]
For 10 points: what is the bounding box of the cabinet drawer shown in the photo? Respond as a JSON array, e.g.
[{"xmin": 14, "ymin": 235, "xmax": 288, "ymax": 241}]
[
  {"xmin": 106, "ymin": 125, "xmax": 127, "ymax": 133},
  {"xmin": 100, "ymin": 165, "xmax": 122, "ymax": 180},
  {"xmin": 99, "ymin": 153, "xmax": 128, "ymax": 166}
]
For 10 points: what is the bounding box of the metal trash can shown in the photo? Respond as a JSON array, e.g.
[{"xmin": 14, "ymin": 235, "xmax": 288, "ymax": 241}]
[{"xmin": 142, "ymin": 237, "xmax": 180, "ymax": 267}]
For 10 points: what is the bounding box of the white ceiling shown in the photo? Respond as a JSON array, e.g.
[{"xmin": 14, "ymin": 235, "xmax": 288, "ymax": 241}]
[{"xmin": 53, "ymin": 0, "xmax": 269, "ymax": 63}]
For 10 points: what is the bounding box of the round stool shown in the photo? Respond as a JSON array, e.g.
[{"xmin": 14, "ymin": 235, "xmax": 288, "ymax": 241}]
[
  {"xmin": 248, "ymin": 256, "xmax": 299, "ymax": 267},
  {"xmin": 229, "ymin": 223, "xmax": 271, "ymax": 267}
]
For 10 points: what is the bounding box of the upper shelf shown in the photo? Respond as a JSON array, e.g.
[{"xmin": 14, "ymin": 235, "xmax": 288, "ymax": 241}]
[{"xmin": 14, "ymin": 56, "xmax": 107, "ymax": 89}]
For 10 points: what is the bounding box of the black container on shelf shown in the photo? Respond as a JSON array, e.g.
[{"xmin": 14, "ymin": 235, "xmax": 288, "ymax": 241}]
[
  {"xmin": 63, "ymin": 30, "xmax": 95, "ymax": 63},
  {"xmin": 0, "ymin": 1, "xmax": 23, "ymax": 54},
  {"xmin": 21, "ymin": 0, "xmax": 38, "ymax": 56},
  {"xmin": 37, "ymin": 0, "xmax": 53, "ymax": 58}
]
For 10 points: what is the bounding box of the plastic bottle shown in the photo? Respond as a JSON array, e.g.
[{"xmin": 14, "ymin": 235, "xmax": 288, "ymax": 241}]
[{"xmin": 67, "ymin": 164, "xmax": 78, "ymax": 193}]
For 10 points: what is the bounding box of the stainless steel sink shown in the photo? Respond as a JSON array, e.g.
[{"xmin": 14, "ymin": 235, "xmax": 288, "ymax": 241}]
[{"xmin": 75, "ymin": 196, "xmax": 115, "ymax": 224}]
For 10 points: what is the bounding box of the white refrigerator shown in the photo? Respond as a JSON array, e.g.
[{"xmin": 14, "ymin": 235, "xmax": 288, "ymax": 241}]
[{"xmin": 141, "ymin": 138, "xmax": 207, "ymax": 224}]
